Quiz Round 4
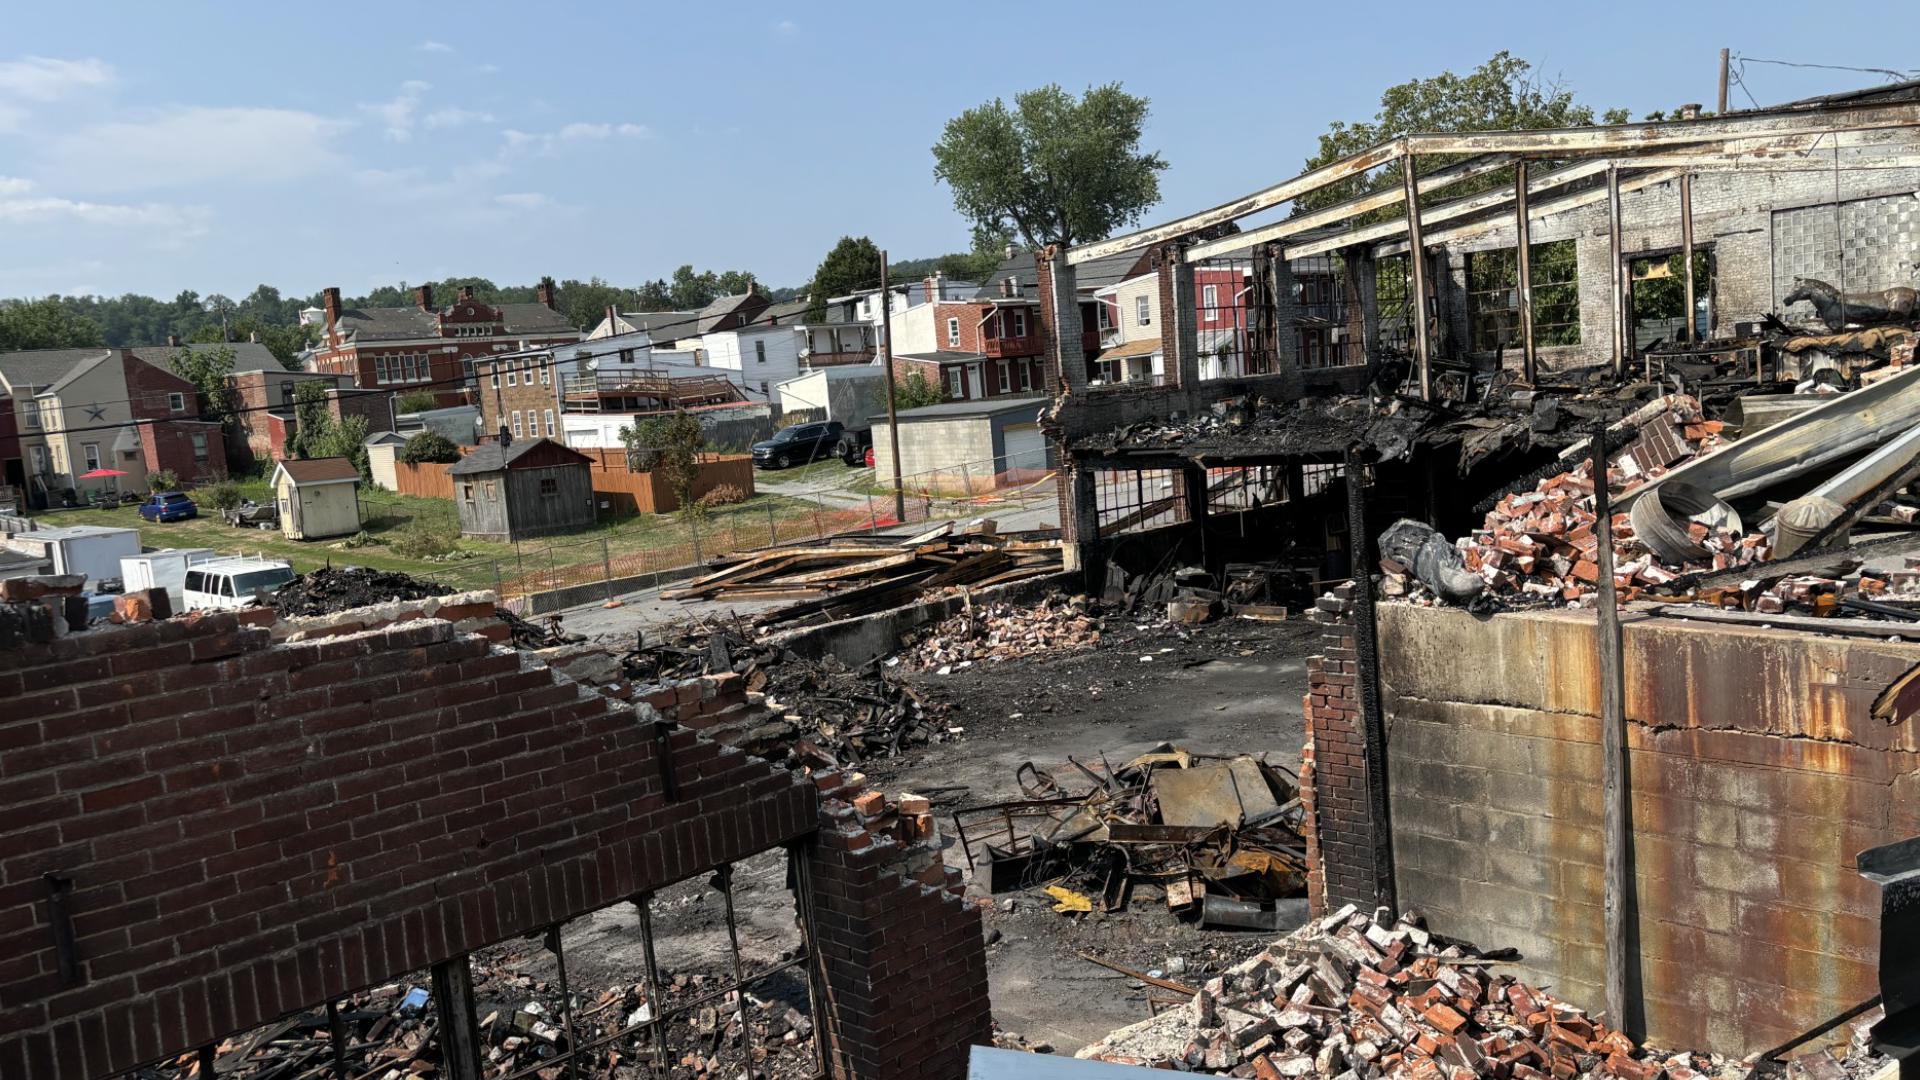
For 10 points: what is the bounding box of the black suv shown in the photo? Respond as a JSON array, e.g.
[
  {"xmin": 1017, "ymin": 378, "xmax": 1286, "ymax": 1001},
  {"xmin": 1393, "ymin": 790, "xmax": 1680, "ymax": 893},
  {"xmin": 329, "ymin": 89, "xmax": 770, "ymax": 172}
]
[
  {"xmin": 752, "ymin": 421, "xmax": 844, "ymax": 469},
  {"xmin": 834, "ymin": 427, "xmax": 873, "ymax": 467}
]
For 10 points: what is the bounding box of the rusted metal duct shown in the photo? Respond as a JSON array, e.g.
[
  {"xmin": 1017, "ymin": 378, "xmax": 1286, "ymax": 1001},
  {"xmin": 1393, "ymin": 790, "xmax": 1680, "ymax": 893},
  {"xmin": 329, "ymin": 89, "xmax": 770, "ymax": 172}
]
[
  {"xmin": 1774, "ymin": 423, "xmax": 1920, "ymax": 557},
  {"xmin": 1629, "ymin": 481, "xmax": 1743, "ymax": 564},
  {"xmin": 1618, "ymin": 366, "xmax": 1920, "ymax": 509}
]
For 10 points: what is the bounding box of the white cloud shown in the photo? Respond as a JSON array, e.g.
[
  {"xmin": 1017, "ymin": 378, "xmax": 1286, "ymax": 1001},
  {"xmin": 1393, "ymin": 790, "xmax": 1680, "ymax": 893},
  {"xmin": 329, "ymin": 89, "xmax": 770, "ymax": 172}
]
[
  {"xmin": 417, "ymin": 40, "xmax": 454, "ymax": 53},
  {"xmin": 425, "ymin": 106, "xmax": 494, "ymax": 130},
  {"xmin": 0, "ymin": 56, "xmax": 113, "ymax": 101},
  {"xmin": 493, "ymin": 192, "xmax": 550, "ymax": 209},
  {"xmin": 0, "ymin": 194, "xmax": 210, "ymax": 236},
  {"xmin": 476, "ymin": 63, "xmax": 501, "ymax": 75},
  {"xmin": 44, "ymin": 107, "xmax": 349, "ymax": 191},
  {"xmin": 0, "ymin": 175, "xmax": 32, "ymax": 195},
  {"xmin": 361, "ymin": 80, "xmax": 431, "ymax": 141},
  {"xmin": 771, "ymin": 19, "xmax": 798, "ymax": 35},
  {"xmin": 502, "ymin": 121, "xmax": 651, "ymax": 156}
]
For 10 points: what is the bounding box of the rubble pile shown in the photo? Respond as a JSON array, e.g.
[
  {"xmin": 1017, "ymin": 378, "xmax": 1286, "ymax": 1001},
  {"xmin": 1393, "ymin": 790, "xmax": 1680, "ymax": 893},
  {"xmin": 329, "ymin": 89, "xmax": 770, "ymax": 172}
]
[
  {"xmin": 619, "ymin": 619, "xmax": 949, "ymax": 769},
  {"xmin": 267, "ymin": 565, "xmax": 452, "ymax": 617},
  {"xmin": 899, "ymin": 594, "xmax": 1104, "ymax": 671},
  {"xmin": 1080, "ymin": 905, "xmax": 1743, "ymax": 1080},
  {"xmin": 1783, "ymin": 1003, "xmax": 1895, "ymax": 1080},
  {"xmin": 136, "ymin": 959, "xmax": 819, "ymax": 1080}
]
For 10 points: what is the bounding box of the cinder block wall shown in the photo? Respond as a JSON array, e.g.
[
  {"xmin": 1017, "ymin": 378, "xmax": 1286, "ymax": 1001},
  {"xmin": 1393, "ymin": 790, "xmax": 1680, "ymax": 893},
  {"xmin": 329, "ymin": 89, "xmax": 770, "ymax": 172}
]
[
  {"xmin": 1371, "ymin": 604, "xmax": 1920, "ymax": 1056},
  {"xmin": 0, "ymin": 600, "xmax": 987, "ymax": 1080}
]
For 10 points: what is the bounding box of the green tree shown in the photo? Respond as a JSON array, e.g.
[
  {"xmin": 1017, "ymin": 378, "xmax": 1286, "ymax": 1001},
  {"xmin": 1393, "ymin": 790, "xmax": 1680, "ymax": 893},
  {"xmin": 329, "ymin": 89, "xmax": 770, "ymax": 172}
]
[
  {"xmin": 393, "ymin": 390, "xmax": 443, "ymax": 415},
  {"xmin": 167, "ymin": 343, "xmax": 238, "ymax": 428},
  {"xmin": 932, "ymin": 82, "xmax": 1167, "ymax": 249},
  {"xmin": 891, "ymin": 370, "xmax": 948, "ymax": 410},
  {"xmin": 619, "ymin": 411, "xmax": 705, "ymax": 516},
  {"xmin": 0, "ymin": 298, "xmax": 105, "ymax": 350},
  {"xmin": 401, "ymin": 429, "xmax": 462, "ymax": 464},
  {"xmin": 806, "ymin": 237, "xmax": 884, "ymax": 319},
  {"xmin": 557, "ymin": 276, "xmax": 627, "ymax": 331},
  {"xmin": 1295, "ymin": 52, "xmax": 1630, "ymax": 215},
  {"xmin": 290, "ymin": 380, "xmax": 370, "ymax": 478},
  {"xmin": 634, "ymin": 279, "xmax": 674, "ymax": 311},
  {"xmin": 188, "ymin": 318, "xmax": 315, "ymax": 370}
]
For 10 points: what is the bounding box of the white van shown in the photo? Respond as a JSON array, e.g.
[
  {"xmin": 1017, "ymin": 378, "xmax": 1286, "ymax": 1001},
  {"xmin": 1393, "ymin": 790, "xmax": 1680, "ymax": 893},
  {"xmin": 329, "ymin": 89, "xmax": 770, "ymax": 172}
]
[{"xmin": 181, "ymin": 558, "xmax": 296, "ymax": 611}]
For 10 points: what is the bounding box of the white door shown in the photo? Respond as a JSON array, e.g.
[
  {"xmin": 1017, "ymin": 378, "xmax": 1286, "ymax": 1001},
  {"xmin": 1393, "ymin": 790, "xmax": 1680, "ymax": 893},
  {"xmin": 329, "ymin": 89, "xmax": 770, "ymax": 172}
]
[{"xmin": 1001, "ymin": 423, "xmax": 1046, "ymax": 473}]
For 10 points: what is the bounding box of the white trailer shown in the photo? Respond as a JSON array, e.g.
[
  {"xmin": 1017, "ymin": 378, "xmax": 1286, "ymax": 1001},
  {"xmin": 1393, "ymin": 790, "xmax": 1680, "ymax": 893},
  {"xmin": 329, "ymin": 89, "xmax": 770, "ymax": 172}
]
[
  {"xmin": 3, "ymin": 525, "xmax": 141, "ymax": 588},
  {"xmin": 120, "ymin": 548, "xmax": 216, "ymax": 612}
]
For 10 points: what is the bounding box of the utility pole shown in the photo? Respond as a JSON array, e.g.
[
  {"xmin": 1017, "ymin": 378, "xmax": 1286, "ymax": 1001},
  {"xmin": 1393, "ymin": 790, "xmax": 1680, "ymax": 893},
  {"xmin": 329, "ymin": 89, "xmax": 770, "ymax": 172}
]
[
  {"xmin": 1590, "ymin": 427, "xmax": 1630, "ymax": 1033},
  {"xmin": 878, "ymin": 251, "xmax": 905, "ymax": 524},
  {"xmin": 1717, "ymin": 48, "xmax": 1731, "ymax": 114}
]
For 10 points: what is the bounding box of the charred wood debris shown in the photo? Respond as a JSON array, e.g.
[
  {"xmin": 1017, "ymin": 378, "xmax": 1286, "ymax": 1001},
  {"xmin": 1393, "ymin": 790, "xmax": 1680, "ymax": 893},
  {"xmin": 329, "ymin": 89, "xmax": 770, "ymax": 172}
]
[{"xmin": 125, "ymin": 947, "xmax": 818, "ymax": 1080}]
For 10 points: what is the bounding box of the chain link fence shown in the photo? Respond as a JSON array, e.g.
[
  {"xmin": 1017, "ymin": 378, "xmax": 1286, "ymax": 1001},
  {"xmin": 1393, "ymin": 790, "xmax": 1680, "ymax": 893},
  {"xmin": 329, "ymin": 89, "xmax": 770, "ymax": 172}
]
[{"xmin": 481, "ymin": 448, "xmax": 1059, "ymax": 614}]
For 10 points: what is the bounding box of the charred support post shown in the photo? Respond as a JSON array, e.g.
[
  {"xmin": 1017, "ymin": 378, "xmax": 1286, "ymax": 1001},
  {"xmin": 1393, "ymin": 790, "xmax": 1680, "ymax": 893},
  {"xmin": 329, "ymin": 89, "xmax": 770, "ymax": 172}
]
[
  {"xmin": 1589, "ymin": 428, "xmax": 1631, "ymax": 1031},
  {"xmin": 1343, "ymin": 445, "xmax": 1395, "ymax": 910},
  {"xmin": 1269, "ymin": 247, "xmax": 1305, "ymax": 399},
  {"xmin": 1064, "ymin": 466, "xmax": 1100, "ymax": 579},
  {"xmin": 429, "ymin": 954, "xmax": 485, "ymax": 1080},
  {"xmin": 1607, "ymin": 164, "xmax": 1628, "ymax": 380},
  {"xmin": 1858, "ymin": 837, "xmax": 1920, "ymax": 1077},
  {"xmin": 1167, "ymin": 242, "xmax": 1201, "ymax": 387},
  {"xmin": 878, "ymin": 250, "xmax": 906, "ymax": 525},
  {"xmin": 1679, "ymin": 171, "xmax": 1697, "ymax": 345},
  {"xmin": 1514, "ymin": 160, "xmax": 1537, "ymax": 383},
  {"xmin": 1400, "ymin": 155, "xmax": 1433, "ymax": 400},
  {"xmin": 544, "ymin": 926, "xmax": 579, "ymax": 1080},
  {"xmin": 326, "ymin": 1000, "xmax": 349, "ymax": 1080},
  {"xmin": 1038, "ymin": 245, "xmax": 1087, "ymax": 397},
  {"xmin": 1182, "ymin": 463, "xmax": 1209, "ymax": 566}
]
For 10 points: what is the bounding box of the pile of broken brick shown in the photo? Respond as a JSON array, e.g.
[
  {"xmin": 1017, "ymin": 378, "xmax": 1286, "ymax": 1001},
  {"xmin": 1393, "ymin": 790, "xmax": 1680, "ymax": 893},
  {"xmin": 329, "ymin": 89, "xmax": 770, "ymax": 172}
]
[
  {"xmin": 897, "ymin": 594, "xmax": 1104, "ymax": 672},
  {"xmin": 1078, "ymin": 904, "xmax": 1744, "ymax": 1080}
]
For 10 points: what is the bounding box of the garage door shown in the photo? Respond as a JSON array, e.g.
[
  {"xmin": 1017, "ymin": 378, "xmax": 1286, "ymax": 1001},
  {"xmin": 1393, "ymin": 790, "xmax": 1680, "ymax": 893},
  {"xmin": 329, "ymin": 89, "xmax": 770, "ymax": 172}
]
[{"xmin": 1001, "ymin": 423, "xmax": 1047, "ymax": 474}]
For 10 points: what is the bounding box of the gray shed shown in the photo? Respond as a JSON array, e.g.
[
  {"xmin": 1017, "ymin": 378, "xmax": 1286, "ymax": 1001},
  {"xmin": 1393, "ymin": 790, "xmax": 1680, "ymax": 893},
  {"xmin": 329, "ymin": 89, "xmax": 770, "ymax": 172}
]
[{"xmin": 446, "ymin": 438, "xmax": 596, "ymax": 542}]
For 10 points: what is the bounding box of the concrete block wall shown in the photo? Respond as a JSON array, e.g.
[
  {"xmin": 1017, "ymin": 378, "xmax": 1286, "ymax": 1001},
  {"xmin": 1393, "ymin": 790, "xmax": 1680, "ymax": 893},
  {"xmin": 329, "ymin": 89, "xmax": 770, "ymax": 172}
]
[
  {"xmin": 1372, "ymin": 603, "xmax": 1920, "ymax": 1056},
  {"xmin": 0, "ymin": 595, "xmax": 989, "ymax": 1080}
]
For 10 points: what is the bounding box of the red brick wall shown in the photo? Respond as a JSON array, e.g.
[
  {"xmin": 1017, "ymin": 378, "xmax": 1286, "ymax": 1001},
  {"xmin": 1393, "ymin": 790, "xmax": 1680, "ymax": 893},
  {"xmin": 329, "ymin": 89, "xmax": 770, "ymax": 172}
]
[
  {"xmin": 1300, "ymin": 585, "xmax": 1381, "ymax": 915},
  {"xmin": 0, "ymin": 611, "xmax": 817, "ymax": 1078},
  {"xmin": 137, "ymin": 420, "xmax": 226, "ymax": 486},
  {"xmin": 326, "ymin": 390, "xmax": 395, "ymax": 436}
]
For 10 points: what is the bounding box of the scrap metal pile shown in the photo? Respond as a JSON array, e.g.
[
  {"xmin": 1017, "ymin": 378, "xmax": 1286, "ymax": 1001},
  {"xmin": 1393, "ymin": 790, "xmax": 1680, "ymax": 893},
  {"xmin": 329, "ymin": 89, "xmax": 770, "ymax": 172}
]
[
  {"xmin": 955, "ymin": 746, "xmax": 1308, "ymax": 927},
  {"xmin": 664, "ymin": 524, "xmax": 1063, "ymax": 632},
  {"xmin": 898, "ymin": 594, "xmax": 1104, "ymax": 672},
  {"xmin": 1079, "ymin": 904, "xmax": 1744, "ymax": 1080},
  {"xmin": 129, "ymin": 960, "xmax": 818, "ymax": 1080},
  {"xmin": 619, "ymin": 618, "xmax": 949, "ymax": 769}
]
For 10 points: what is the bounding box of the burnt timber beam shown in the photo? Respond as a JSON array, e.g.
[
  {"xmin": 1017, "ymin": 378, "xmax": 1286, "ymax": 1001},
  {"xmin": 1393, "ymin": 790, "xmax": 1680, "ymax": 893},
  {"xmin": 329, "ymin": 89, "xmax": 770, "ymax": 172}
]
[
  {"xmin": 1402, "ymin": 155, "xmax": 1434, "ymax": 401},
  {"xmin": 1183, "ymin": 154, "xmax": 1513, "ymax": 264},
  {"xmin": 1608, "ymin": 164, "xmax": 1628, "ymax": 380},
  {"xmin": 1376, "ymin": 167, "xmax": 1684, "ymax": 257},
  {"xmin": 1070, "ymin": 102, "xmax": 1920, "ymax": 267},
  {"xmin": 1289, "ymin": 159, "xmax": 1615, "ymax": 261},
  {"xmin": 1515, "ymin": 159, "xmax": 1537, "ymax": 382}
]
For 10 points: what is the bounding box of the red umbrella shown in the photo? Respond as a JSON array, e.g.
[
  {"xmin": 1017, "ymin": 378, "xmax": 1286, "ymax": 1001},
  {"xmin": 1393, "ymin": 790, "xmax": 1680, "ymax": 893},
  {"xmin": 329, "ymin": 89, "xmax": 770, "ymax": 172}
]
[{"xmin": 78, "ymin": 468, "xmax": 129, "ymax": 479}]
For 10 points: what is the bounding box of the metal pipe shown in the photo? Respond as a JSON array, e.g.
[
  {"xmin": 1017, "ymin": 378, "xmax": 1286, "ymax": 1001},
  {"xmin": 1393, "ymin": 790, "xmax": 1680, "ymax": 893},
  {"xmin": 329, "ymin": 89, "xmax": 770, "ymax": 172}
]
[
  {"xmin": 1514, "ymin": 160, "xmax": 1537, "ymax": 383},
  {"xmin": 1679, "ymin": 172, "xmax": 1697, "ymax": 344},
  {"xmin": 717, "ymin": 865, "xmax": 755, "ymax": 1073},
  {"xmin": 1607, "ymin": 164, "xmax": 1627, "ymax": 380},
  {"xmin": 1400, "ymin": 156, "xmax": 1434, "ymax": 400},
  {"xmin": 788, "ymin": 845, "xmax": 832, "ymax": 1079},
  {"xmin": 1589, "ymin": 427, "xmax": 1630, "ymax": 1032},
  {"xmin": 546, "ymin": 926, "xmax": 579, "ymax": 1080},
  {"xmin": 634, "ymin": 894, "xmax": 672, "ymax": 1079}
]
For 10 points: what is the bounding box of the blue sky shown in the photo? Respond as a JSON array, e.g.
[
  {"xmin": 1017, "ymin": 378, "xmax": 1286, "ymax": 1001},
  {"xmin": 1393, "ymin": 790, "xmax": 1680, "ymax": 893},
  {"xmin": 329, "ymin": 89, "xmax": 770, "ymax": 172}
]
[{"xmin": 0, "ymin": 1, "xmax": 1908, "ymax": 301}]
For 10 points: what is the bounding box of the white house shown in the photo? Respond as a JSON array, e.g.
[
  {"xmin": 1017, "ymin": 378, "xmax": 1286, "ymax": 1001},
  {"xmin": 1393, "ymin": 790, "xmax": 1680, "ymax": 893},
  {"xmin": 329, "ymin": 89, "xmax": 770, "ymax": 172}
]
[{"xmin": 699, "ymin": 324, "xmax": 802, "ymax": 400}]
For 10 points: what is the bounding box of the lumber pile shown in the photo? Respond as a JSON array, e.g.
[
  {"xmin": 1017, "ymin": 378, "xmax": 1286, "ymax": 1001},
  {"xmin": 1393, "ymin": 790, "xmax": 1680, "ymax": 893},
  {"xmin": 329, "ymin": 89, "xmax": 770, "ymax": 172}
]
[
  {"xmin": 1080, "ymin": 905, "xmax": 1742, "ymax": 1080},
  {"xmin": 664, "ymin": 526, "xmax": 1063, "ymax": 630}
]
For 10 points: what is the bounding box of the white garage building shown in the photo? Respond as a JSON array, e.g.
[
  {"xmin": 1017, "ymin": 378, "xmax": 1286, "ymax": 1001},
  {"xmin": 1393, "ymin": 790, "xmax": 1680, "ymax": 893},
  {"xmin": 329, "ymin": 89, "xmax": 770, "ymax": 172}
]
[{"xmin": 869, "ymin": 396, "xmax": 1053, "ymax": 494}]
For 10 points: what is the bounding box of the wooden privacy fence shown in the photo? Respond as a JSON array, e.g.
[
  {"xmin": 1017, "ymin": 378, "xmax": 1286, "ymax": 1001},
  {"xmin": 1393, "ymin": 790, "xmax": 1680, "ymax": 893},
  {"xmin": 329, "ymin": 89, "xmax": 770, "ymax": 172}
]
[
  {"xmin": 392, "ymin": 460, "xmax": 455, "ymax": 500},
  {"xmin": 575, "ymin": 450, "xmax": 756, "ymax": 515}
]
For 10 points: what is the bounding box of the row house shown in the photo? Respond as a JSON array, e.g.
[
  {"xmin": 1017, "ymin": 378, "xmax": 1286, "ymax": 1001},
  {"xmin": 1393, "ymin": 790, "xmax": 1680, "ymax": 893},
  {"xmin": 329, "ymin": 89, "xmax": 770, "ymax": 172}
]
[
  {"xmin": 303, "ymin": 278, "xmax": 582, "ymax": 407},
  {"xmin": 0, "ymin": 344, "xmax": 239, "ymax": 506}
]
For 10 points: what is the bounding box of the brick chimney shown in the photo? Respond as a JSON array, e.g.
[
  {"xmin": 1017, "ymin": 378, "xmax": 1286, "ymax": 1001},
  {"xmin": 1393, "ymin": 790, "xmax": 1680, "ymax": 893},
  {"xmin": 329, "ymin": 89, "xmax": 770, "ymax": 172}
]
[
  {"xmin": 923, "ymin": 275, "xmax": 939, "ymax": 303},
  {"xmin": 537, "ymin": 276, "xmax": 557, "ymax": 309},
  {"xmin": 458, "ymin": 285, "xmax": 475, "ymax": 302},
  {"xmin": 249, "ymin": 331, "xmax": 261, "ymax": 343},
  {"xmin": 746, "ymin": 281, "xmax": 759, "ymax": 298},
  {"xmin": 322, "ymin": 287, "xmax": 341, "ymax": 338},
  {"xmin": 414, "ymin": 284, "xmax": 434, "ymax": 310},
  {"xmin": 165, "ymin": 333, "xmax": 181, "ymax": 347}
]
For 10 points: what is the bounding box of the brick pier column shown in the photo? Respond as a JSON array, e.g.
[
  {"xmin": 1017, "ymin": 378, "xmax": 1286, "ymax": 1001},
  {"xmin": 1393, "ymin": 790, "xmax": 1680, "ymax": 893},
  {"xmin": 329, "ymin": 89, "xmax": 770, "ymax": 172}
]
[{"xmin": 1301, "ymin": 584, "xmax": 1393, "ymax": 914}]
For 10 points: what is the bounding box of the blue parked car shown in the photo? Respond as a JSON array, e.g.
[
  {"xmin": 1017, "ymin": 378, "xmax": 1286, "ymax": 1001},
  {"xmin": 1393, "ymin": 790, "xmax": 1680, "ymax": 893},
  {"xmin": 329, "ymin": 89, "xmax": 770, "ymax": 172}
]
[{"xmin": 137, "ymin": 491, "xmax": 198, "ymax": 523}]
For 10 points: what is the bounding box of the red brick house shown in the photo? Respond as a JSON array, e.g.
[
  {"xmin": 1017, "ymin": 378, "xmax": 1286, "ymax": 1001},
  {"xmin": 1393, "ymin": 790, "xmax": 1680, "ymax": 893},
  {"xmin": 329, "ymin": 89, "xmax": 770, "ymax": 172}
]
[
  {"xmin": 305, "ymin": 278, "xmax": 581, "ymax": 407},
  {"xmin": 226, "ymin": 367, "xmax": 394, "ymax": 467},
  {"xmin": 121, "ymin": 350, "xmax": 226, "ymax": 485}
]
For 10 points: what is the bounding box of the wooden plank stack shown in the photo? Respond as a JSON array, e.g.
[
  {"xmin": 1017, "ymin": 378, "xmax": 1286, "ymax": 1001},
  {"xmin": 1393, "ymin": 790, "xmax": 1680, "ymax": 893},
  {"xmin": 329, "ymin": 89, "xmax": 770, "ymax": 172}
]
[
  {"xmin": 665, "ymin": 525, "xmax": 1063, "ymax": 630},
  {"xmin": 1080, "ymin": 905, "xmax": 1741, "ymax": 1080}
]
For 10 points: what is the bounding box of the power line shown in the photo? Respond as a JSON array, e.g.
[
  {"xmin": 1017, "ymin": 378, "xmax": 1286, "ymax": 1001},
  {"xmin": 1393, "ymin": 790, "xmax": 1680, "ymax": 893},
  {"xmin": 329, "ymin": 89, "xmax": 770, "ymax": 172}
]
[{"xmin": 1732, "ymin": 53, "xmax": 1917, "ymax": 83}]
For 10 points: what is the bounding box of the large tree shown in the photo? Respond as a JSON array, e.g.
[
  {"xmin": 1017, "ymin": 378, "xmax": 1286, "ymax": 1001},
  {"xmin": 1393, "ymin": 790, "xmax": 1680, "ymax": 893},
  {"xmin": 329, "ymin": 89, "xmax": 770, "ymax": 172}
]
[
  {"xmin": 0, "ymin": 298, "xmax": 105, "ymax": 351},
  {"xmin": 806, "ymin": 236, "xmax": 883, "ymax": 318},
  {"xmin": 932, "ymin": 82, "xmax": 1167, "ymax": 250},
  {"xmin": 1295, "ymin": 52, "xmax": 1630, "ymax": 215},
  {"xmin": 168, "ymin": 343, "xmax": 238, "ymax": 428}
]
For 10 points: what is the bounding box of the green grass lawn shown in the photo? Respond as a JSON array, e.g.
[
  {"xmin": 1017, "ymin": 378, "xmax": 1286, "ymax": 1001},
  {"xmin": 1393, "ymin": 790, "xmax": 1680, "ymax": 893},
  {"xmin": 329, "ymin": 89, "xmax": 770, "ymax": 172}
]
[{"xmin": 30, "ymin": 480, "xmax": 842, "ymax": 596}]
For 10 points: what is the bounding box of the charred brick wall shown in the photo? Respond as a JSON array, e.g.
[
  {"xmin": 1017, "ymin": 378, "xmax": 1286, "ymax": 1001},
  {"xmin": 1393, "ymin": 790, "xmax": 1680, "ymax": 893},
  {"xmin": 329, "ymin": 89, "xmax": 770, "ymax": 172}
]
[
  {"xmin": 1375, "ymin": 603, "xmax": 1920, "ymax": 1056},
  {"xmin": 1301, "ymin": 585, "xmax": 1387, "ymax": 915},
  {"xmin": 803, "ymin": 774, "xmax": 991, "ymax": 1080},
  {"xmin": 0, "ymin": 609, "xmax": 817, "ymax": 1078}
]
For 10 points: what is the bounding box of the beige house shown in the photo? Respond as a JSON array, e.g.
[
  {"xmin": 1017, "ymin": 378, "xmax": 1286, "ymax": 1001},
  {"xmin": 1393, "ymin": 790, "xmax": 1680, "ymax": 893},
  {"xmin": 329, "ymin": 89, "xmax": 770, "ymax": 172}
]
[
  {"xmin": 1091, "ymin": 273, "xmax": 1165, "ymax": 387},
  {"xmin": 271, "ymin": 458, "xmax": 363, "ymax": 540},
  {"xmin": 0, "ymin": 347, "xmax": 206, "ymax": 505}
]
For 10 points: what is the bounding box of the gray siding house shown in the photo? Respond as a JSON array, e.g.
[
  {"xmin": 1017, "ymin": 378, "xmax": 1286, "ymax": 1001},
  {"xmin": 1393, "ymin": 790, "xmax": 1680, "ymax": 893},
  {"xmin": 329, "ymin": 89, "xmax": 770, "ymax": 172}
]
[{"xmin": 446, "ymin": 438, "xmax": 595, "ymax": 542}]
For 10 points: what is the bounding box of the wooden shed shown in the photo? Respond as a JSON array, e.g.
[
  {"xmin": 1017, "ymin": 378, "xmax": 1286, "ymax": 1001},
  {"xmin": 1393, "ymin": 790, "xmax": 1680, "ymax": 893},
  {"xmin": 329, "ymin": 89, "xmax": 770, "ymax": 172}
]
[
  {"xmin": 446, "ymin": 438, "xmax": 596, "ymax": 542},
  {"xmin": 270, "ymin": 457, "xmax": 363, "ymax": 541}
]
